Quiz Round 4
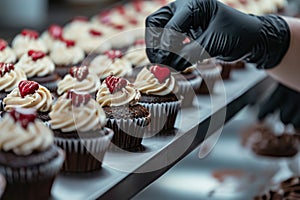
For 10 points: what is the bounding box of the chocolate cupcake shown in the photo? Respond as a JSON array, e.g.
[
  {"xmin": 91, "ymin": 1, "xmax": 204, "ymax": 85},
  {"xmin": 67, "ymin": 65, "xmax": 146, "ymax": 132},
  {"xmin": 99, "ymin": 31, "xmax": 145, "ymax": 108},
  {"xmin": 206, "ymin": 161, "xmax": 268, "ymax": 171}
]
[
  {"xmin": 124, "ymin": 39, "xmax": 150, "ymax": 68},
  {"xmin": 173, "ymin": 66, "xmax": 202, "ymax": 107},
  {"xmin": 49, "ymin": 38, "xmax": 85, "ymax": 77},
  {"xmin": 0, "ymin": 39, "xmax": 17, "ymax": 64},
  {"xmin": 15, "ymin": 50, "xmax": 59, "ymax": 92},
  {"xmin": 88, "ymin": 50, "xmax": 132, "ymax": 80},
  {"xmin": 96, "ymin": 75, "xmax": 150, "ymax": 151},
  {"xmin": 12, "ymin": 29, "xmax": 47, "ymax": 59},
  {"xmin": 0, "ymin": 108, "xmax": 64, "ymax": 200},
  {"xmin": 195, "ymin": 59, "xmax": 222, "ymax": 94},
  {"xmin": 56, "ymin": 65, "xmax": 99, "ymax": 98},
  {"xmin": 41, "ymin": 24, "xmax": 64, "ymax": 51},
  {"xmin": 0, "ymin": 63, "xmax": 26, "ymax": 105},
  {"xmin": 50, "ymin": 91, "xmax": 113, "ymax": 172},
  {"xmin": 3, "ymin": 80, "xmax": 53, "ymax": 121},
  {"xmin": 134, "ymin": 65, "xmax": 181, "ymax": 136}
]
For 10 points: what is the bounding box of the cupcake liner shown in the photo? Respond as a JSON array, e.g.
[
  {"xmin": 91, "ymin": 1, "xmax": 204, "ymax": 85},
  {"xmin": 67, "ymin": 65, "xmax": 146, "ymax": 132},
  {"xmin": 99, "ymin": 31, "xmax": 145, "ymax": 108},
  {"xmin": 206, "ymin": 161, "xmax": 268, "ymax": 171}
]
[
  {"xmin": 195, "ymin": 66, "xmax": 221, "ymax": 94},
  {"xmin": 0, "ymin": 147, "xmax": 64, "ymax": 200},
  {"xmin": 106, "ymin": 116, "xmax": 150, "ymax": 152},
  {"xmin": 177, "ymin": 76, "xmax": 202, "ymax": 107},
  {"xmin": 54, "ymin": 129, "xmax": 113, "ymax": 172},
  {"xmin": 140, "ymin": 100, "xmax": 181, "ymax": 137}
]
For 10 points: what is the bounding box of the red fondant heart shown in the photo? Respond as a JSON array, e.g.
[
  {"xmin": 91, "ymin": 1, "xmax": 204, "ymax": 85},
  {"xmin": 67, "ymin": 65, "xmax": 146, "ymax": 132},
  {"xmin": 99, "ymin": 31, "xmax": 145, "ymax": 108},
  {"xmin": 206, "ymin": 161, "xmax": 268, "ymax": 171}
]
[
  {"xmin": 28, "ymin": 50, "xmax": 46, "ymax": 61},
  {"xmin": 89, "ymin": 29, "xmax": 102, "ymax": 37},
  {"xmin": 0, "ymin": 39, "xmax": 7, "ymax": 51},
  {"xmin": 69, "ymin": 66, "xmax": 89, "ymax": 81},
  {"xmin": 66, "ymin": 90, "xmax": 91, "ymax": 107},
  {"xmin": 48, "ymin": 24, "xmax": 63, "ymax": 39},
  {"xmin": 18, "ymin": 80, "xmax": 39, "ymax": 98},
  {"xmin": 0, "ymin": 63, "xmax": 14, "ymax": 77},
  {"xmin": 105, "ymin": 75, "xmax": 127, "ymax": 94},
  {"xmin": 9, "ymin": 108, "xmax": 37, "ymax": 129},
  {"xmin": 21, "ymin": 29, "xmax": 39, "ymax": 39},
  {"xmin": 150, "ymin": 65, "xmax": 171, "ymax": 84}
]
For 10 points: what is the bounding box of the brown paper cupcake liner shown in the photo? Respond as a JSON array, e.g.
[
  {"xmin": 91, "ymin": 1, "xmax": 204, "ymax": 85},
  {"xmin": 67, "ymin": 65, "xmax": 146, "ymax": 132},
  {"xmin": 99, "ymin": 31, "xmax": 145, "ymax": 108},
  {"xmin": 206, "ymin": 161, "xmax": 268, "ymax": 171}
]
[
  {"xmin": 140, "ymin": 100, "xmax": 181, "ymax": 137},
  {"xmin": 54, "ymin": 129, "xmax": 113, "ymax": 173},
  {"xmin": 0, "ymin": 147, "xmax": 64, "ymax": 200},
  {"xmin": 106, "ymin": 117, "xmax": 150, "ymax": 152},
  {"xmin": 195, "ymin": 66, "xmax": 221, "ymax": 94}
]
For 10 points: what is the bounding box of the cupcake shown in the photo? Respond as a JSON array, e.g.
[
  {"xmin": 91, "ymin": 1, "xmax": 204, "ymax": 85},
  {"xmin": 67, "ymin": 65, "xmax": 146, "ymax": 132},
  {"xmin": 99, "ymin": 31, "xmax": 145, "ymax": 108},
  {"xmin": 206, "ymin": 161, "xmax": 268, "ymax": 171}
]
[
  {"xmin": 0, "ymin": 63, "xmax": 26, "ymax": 102},
  {"xmin": 89, "ymin": 50, "xmax": 132, "ymax": 80},
  {"xmin": 63, "ymin": 17, "xmax": 111, "ymax": 56},
  {"xmin": 41, "ymin": 24, "xmax": 64, "ymax": 51},
  {"xmin": 0, "ymin": 107, "xmax": 64, "ymax": 200},
  {"xmin": 124, "ymin": 39, "xmax": 150, "ymax": 68},
  {"xmin": 195, "ymin": 59, "xmax": 222, "ymax": 94},
  {"xmin": 96, "ymin": 75, "xmax": 150, "ymax": 151},
  {"xmin": 173, "ymin": 66, "xmax": 202, "ymax": 107},
  {"xmin": 49, "ymin": 38, "xmax": 85, "ymax": 77},
  {"xmin": 134, "ymin": 65, "xmax": 181, "ymax": 136},
  {"xmin": 56, "ymin": 65, "xmax": 99, "ymax": 97},
  {"xmin": 15, "ymin": 50, "xmax": 59, "ymax": 92},
  {"xmin": 12, "ymin": 29, "xmax": 47, "ymax": 59},
  {"xmin": 49, "ymin": 90, "xmax": 113, "ymax": 172},
  {"xmin": 3, "ymin": 80, "xmax": 53, "ymax": 121},
  {"xmin": 0, "ymin": 39, "xmax": 17, "ymax": 64},
  {"xmin": 217, "ymin": 61, "xmax": 233, "ymax": 80}
]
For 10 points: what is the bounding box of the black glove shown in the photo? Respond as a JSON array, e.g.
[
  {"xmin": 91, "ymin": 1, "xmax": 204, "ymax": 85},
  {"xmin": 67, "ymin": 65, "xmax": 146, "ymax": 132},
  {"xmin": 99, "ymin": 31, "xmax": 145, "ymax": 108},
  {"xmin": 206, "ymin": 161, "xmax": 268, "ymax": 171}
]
[
  {"xmin": 145, "ymin": 0, "xmax": 290, "ymax": 71},
  {"xmin": 258, "ymin": 84, "xmax": 300, "ymax": 129}
]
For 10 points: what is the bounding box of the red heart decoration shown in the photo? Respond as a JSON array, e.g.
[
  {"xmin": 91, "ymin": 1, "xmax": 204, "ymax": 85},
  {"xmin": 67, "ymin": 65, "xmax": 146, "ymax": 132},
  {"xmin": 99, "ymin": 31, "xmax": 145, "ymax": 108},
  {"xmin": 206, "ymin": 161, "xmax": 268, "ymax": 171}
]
[
  {"xmin": 133, "ymin": 0, "xmax": 142, "ymax": 12},
  {"xmin": 0, "ymin": 63, "xmax": 14, "ymax": 77},
  {"xmin": 66, "ymin": 90, "xmax": 91, "ymax": 107},
  {"xmin": 48, "ymin": 24, "xmax": 63, "ymax": 39},
  {"xmin": 239, "ymin": 0, "xmax": 248, "ymax": 5},
  {"xmin": 0, "ymin": 39, "xmax": 7, "ymax": 51},
  {"xmin": 28, "ymin": 50, "xmax": 46, "ymax": 61},
  {"xmin": 105, "ymin": 75, "xmax": 127, "ymax": 94},
  {"xmin": 18, "ymin": 80, "xmax": 39, "ymax": 98},
  {"xmin": 21, "ymin": 29, "xmax": 39, "ymax": 39},
  {"xmin": 69, "ymin": 66, "xmax": 89, "ymax": 81},
  {"xmin": 104, "ymin": 50, "xmax": 123, "ymax": 60},
  {"xmin": 150, "ymin": 65, "xmax": 171, "ymax": 84},
  {"xmin": 60, "ymin": 38, "xmax": 76, "ymax": 48},
  {"xmin": 89, "ymin": 29, "xmax": 102, "ymax": 37},
  {"xmin": 9, "ymin": 108, "xmax": 37, "ymax": 129},
  {"xmin": 134, "ymin": 39, "xmax": 145, "ymax": 46},
  {"xmin": 99, "ymin": 10, "xmax": 111, "ymax": 24},
  {"xmin": 115, "ymin": 5, "xmax": 126, "ymax": 15}
]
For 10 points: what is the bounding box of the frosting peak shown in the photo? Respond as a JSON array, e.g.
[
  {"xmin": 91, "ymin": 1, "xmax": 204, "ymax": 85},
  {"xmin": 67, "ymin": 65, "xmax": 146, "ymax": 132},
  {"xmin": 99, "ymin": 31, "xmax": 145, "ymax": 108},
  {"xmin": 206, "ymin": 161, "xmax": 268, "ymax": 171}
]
[{"xmin": 96, "ymin": 76, "xmax": 140, "ymax": 107}]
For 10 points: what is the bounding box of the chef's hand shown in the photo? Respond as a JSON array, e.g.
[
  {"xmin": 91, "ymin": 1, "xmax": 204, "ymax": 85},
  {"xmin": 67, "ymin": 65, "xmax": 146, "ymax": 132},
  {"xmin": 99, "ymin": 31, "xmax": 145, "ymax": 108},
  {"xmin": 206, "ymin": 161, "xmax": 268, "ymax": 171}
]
[
  {"xmin": 258, "ymin": 84, "xmax": 300, "ymax": 129},
  {"xmin": 145, "ymin": 0, "xmax": 290, "ymax": 71}
]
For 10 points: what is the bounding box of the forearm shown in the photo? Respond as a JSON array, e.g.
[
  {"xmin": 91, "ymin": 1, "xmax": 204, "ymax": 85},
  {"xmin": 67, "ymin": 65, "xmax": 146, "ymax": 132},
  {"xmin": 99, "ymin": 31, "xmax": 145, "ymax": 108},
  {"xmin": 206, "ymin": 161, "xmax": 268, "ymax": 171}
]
[{"xmin": 267, "ymin": 17, "xmax": 300, "ymax": 92}]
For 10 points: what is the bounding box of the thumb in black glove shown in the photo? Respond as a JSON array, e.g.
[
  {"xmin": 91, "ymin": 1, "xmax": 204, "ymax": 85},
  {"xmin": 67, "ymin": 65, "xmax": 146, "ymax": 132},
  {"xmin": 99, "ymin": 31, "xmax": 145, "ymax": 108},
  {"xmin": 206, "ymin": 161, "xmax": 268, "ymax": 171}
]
[
  {"xmin": 258, "ymin": 84, "xmax": 300, "ymax": 129},
  {"xmin": 145, "ymin": 0, "xmax": 290, "ymax": 71}
]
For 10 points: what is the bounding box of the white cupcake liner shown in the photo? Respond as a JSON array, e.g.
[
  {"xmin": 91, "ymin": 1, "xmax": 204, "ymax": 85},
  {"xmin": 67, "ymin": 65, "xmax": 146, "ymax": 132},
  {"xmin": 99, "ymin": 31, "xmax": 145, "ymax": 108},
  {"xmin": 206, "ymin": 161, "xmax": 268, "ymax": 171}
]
[
  {"xmin": 54, "ymin": 129, "xmax": 113, "ymax": 172},
  {"xmin": 106, "ymin": 116, "xmax": 150, "ymax": 151},
  {"xmin": 0, "ymin": 147, "xmax": 64, "ymax": 183},
  {"xmin": 140, "ymin": 100, "xmax": 181, "ymax": 137}
]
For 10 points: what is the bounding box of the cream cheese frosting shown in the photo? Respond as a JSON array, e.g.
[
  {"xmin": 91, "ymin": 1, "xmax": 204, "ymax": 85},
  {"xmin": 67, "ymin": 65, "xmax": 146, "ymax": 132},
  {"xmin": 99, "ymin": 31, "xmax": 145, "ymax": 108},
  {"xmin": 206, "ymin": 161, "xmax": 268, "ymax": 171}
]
[
  {"xmin": 134, "ymin": 67, "xmax": 178, "ymax": 96},
  {"xmin": 15, "ymin": 53, "xmax": 55, "ymax": 78},
  {"xmin": 0, "ymin": 110, "xmax": 53, "ymax": 156},
  {"xmin": 0, "ymin": 47, "xmax": 17, "ymax": 64},
  {"xmin": 57, "ymin": 73, "xmax": 100, "ymax": 95},
  {"xmin": 4, "ymin": 85, "xmax": 53, "ymax": 112},
  {"xmin": 124, "ymin": 45, "xmax": 149, "ymax": 67},
  {"xmin": 0, "ymin": 67, "xmax": 26, "ymax": 92},
  {"xmin": 49, "ymin": 92, "xmax": 106, "ymax": 132},
  {"xmin": 89, "ymin": 54, "xmax": 132, "ymax": 79},
  {"xmin": 12, "ymin": 34, "xmax": 47, "ymax": 58},
  {"xmin": 49, "ymin": 41, "xmax": 84, "ymax": 65},
  {"xmin": 96, "ymin": 78, "xmax": 140, "ymax": 107}
]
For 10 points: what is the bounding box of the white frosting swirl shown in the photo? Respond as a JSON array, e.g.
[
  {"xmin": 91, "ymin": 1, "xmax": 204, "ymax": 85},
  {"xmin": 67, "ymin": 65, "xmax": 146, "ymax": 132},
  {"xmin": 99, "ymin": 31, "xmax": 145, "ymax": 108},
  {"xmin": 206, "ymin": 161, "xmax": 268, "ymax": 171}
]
[
  {"xmin": 0, "ymin": 114, "xmax": 53, "ymax": 156},
  {"xmin": 49, "ymin": 93, "xmax": 106, "ymax": 132},
  {"xmin": 4, "ymin": 85, "xmax": 53, "ymax": 112},
  {"xmin": 124, "ymin": 45, "xmax": 149, "ymax": 67},
  {"xmin": 96, "ymin": 81, "xmax": 140, "ymax": 107},
  {"xmin": 0, "ymin": 47, "xmax": 17, "ymax": 63},
  {"xmin": 63, "ymin": 21, "xmax": 92, "ymax": 41},
  {"xmin": 15, "ymin": 53, "xmax": 55, "ymax": 78},
  {"xmin": 134, "ymin": 67, "xmax": 178, "ymax": 96},
  {"xmin": 89, "ymin": 55, "xmax": 132, "ymax": 79},
  {"xmin": 57, "ymin": 74, "xmax": 100, "ymax": 95},
  {"xmin": 12, "ymin": 34, "xmax": 47, "ymax": 58},
  {"xmin": 0, "ymin": 68, "xmax": 27, "ymax": 92},
  {"xmin": 40, "ymin": 31, "xmax": 56, "ymax": 51},
  {"xmin": 49, "ymin": 41, "xmax": 84, "ymax": 65}
]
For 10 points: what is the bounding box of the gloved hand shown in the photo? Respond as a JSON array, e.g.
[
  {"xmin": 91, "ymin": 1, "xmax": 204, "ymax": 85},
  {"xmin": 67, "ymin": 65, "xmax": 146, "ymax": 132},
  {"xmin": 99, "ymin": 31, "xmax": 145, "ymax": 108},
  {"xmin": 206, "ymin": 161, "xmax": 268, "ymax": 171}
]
[
  {"xmin": 145, "ymin": 0, "xmax": 290, "ymax": 71},
  {"xmin": 258, "ymin": 84, "xmax": 300, "ymax": 129}
]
